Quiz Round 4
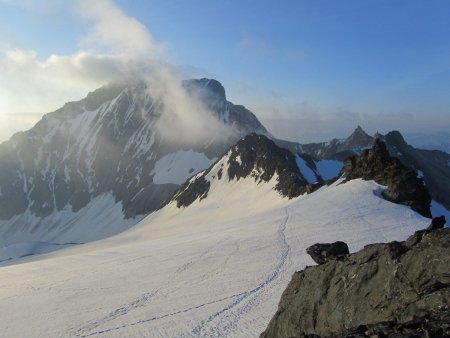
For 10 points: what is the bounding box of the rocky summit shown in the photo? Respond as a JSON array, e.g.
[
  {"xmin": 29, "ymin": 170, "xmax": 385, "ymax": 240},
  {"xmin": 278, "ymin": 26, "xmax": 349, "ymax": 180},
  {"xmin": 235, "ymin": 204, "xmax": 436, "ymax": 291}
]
[
  {"xmin": 261, "ymin": 217, "xmax": 449, "ymax": 338},
  {"xmin": 170, "ymin": 133, "xmax": 315, "ymax": 208},
  {"xmin": 342, "ymin": 138, "xmax": 432, "ymax": 218},
  {"xmin": 383, "ymin": 130, "xmax": 450, "ymax": 211},
  {"xmin": 298, "ymin": 125, "xmax": 374, "ymax": 161}
]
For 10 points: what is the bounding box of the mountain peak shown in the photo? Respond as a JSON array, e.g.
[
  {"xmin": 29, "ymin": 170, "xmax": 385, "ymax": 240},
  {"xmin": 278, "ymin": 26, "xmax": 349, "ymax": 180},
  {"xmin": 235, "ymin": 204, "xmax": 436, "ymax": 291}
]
[
  {"xmin": 183, "ymin": 78, "xmax": 226, "ymax": 101},
  {"xmin": 350, "ymin": 125, "xmax": 370, "ymax": 138},
  {"xmin": 170, "ymin": 133, "xmax": 310, "ymax": 208},
  {"xmin": 343, "ymin": 139, "xmax": 431, "ymax": 217},
  {"xmin": 227, "ymin": 133, "xmax": 307, "ymax": 198},
  {"xmin": 385, "ymin": 130, "xmax": 407, "ymax": 147},
  {"xmin": 342, "ymin": 125, "xmax": 373, "ymax": 149},
  {"xmin": 355, "ymin": 125, "xmax": 365, "ymax": 133}
]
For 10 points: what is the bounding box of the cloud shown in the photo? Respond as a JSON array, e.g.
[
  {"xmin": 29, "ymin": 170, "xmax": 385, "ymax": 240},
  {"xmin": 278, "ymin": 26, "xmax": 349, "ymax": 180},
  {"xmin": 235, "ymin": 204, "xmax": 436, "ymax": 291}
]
[
  {"xmin": 0, "ymin": 50, "xmax": 133, "ymax": 116},
  {"xmin": 0, "ymin": 0, "xmax": 235, "ymax": 144},
  {"xmin": 77, "ymin": 0, "xmax": 164, "ymax": 57}
]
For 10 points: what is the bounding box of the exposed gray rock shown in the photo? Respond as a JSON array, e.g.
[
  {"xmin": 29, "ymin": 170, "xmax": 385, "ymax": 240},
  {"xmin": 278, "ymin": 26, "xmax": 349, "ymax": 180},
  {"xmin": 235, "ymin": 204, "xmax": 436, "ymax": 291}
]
[
  {"xmin": 342, "ymin": 138, "xmax": 432, "ymax": 218},
  {"xmin": 172, "ymin": 176, "xmax": 210, "ymax": 208},
  {"xmin": 227, "ymin": 134, "xmax": 309, "ymax": 199},
  {"xmin": 260, "ymin": 218, "xmax": 450, "ymax": 338},
  {"xmin": 167, "ymin": 134, "xmax": 321, "ymax": 208},
  {"xmin": 295, "ymin": 127, "xmax": 450, "ymax": 211},
  {"xmin": 298, "ymin": 126, "xmax": 373, "ymax": 161},
  {"xmin": 306, "ymin": 242, "xmax": 349, "ymax": 265},
  {"xmin": 384, "ymin": 130, "xmax": 450, "ymax": 210}
]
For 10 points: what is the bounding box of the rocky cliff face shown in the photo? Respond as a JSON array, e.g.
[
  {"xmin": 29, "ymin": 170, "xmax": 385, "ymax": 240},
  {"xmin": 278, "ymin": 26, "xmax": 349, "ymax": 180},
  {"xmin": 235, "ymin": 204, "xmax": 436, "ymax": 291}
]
[
  {"xmin": 384, "ymin": 130, "xmax": 450, "ymax": 210},
  {"xmin": 298, "ymin": 126, "xmax": 373, "ymax": 161},
  {"xmin": 342, "ymin": 138, "xmax": 432, "ymax": 218},
  {"xmin": 261, "ymin": 218, "xmax": 449, "ymax": 338}
]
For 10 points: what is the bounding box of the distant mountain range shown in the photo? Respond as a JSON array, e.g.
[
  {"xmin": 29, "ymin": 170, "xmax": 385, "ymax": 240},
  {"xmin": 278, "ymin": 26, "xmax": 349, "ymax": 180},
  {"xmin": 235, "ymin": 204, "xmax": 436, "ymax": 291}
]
[
  {"xmin": 0, "ymin": 78, "xmax": 448, "ymax": 250},
  {"xmin": 404, "ymin": 131, "xmax": 450, "ymax": 153}
]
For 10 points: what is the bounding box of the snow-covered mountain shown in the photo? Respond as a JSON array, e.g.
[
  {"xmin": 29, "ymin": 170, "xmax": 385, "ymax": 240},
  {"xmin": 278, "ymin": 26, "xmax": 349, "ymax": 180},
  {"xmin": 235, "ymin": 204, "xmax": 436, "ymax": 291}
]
[
  {"xmin": 283, "ymin": 126, "xmax": 450, "ymax": 214},
  {"xmin": 0, "ymin": 79, "xmax": 268, "ymax": 247},
  {"xmin": 0, "ymin": 135, "xmax": 431, "ymax": 337}
]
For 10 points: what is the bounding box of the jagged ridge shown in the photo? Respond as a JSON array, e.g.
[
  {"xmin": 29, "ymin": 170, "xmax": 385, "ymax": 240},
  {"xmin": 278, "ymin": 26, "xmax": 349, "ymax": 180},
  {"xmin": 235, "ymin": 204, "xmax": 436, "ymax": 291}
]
[
  {"xmin": 171, "ymin": 135, "xmax": 435, "ymax": 218},
  {"xmin": 342, "ymin": 138, "xmax": 432, "ymax": 218},
  {"xmin": 170, "ymin": 134, "xmax": 313, "ymax": 208},
  {"xmin": 295, "ymin": 126, "xmax": 449, "ymax": 211}
]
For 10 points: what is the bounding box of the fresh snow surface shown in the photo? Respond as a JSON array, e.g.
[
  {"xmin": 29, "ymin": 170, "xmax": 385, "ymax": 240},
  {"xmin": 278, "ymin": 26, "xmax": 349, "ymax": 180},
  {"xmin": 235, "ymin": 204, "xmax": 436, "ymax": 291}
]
[
  {"xmin": 295, "ymin": 155, "xmax": 316, "ymax": 183},
  {"xmin": 0, "ymin": 193, "xmax": 140, "ymax": 251},
  {"xmin": 0, "ymin": 175, "xmax": 429, "ymax": 338},
  {"xmin": 151, "ymin": 150, "xmax": 214, "ymax": 185},
  {"xmin": 315, "ymin": 159, "xmax": 343, "ymax": 180},
  {"xmin": 0, "ymin": 242, "xmax": 75, "ymax": 262}
]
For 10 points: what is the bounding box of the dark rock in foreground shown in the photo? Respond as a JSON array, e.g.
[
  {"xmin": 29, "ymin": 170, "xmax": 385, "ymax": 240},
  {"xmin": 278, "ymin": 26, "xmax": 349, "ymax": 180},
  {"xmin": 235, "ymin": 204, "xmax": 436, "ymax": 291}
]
[
  {"xmin": 306, "ymin": 242, "xmax": 349, "ymax": 265},
  {"xmin": 261, "ymin": 218, "xmax": 449, "ymax": 338},
  {"xmin": 342, "ymin": 138, "xmax": 432, "ymax": 218}
]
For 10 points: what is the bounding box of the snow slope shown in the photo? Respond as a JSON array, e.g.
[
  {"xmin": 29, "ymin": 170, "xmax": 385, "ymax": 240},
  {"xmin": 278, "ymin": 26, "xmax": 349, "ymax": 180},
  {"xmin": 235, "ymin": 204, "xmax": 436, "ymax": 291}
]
[
  {"xmin": 0, "ymin": 174, "xmax": 429, "ymax": 337},
  {"xmin": 151, "ymin": 150, "xmax": 215, "ymax": 185},
  {"xmin": 0, "ymin": 193, "xmax": 141, "ymax": 257}
]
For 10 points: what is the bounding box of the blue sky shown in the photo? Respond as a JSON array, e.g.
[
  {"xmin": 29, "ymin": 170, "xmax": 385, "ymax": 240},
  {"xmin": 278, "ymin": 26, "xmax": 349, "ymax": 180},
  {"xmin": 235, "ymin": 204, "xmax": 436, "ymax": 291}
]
[{"xmin": 0, "ymin": 0, "xmax": 449, "ymax": 142}]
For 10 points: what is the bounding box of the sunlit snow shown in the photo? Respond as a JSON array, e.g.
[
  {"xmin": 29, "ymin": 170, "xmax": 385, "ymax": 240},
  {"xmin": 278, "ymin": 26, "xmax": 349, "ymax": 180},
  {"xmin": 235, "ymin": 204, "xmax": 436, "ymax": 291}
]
[{"xmin": 0, "ymin": 173, "xmax": 429, "ymax": 337}]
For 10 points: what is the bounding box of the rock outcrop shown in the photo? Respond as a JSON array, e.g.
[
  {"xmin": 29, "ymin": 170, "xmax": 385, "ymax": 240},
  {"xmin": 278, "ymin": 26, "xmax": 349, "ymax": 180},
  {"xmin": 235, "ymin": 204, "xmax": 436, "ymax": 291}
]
[
  {"xmin": 296, "ymin": 127, "xmax": 450, "ymax": 212},
  {"xmin": 384, "ymin": 130, "xmax": 450, "ymax": 210},
  {"xmin": 261, "ymin": 217, "xmax": 449, "ymax": 338},
  {"xmin": 342, "ymin": 138, "xmax": 432, "ymax": 218},
  {"xmin": 306, "ymin": 242, "xmax": 349, "ymax": 265},
  {"xmin": 227, "ymin": 133, "xmax": 310, "ymax": 199},
  {"xmin": 168, "ymin": 134, "xmax": 320, "ymax": 208},
  {"xmin": 298, "ymin": 126, "xmax": 374, "ymax": 161}
]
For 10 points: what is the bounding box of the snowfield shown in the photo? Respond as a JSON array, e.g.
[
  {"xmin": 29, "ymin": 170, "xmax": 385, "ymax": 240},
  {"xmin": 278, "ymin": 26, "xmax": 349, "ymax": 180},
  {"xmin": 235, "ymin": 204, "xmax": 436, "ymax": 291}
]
[
  {"xmin": 0, "ymin": 176, "xmax": 429, "ymax": 337},
  {"xmin": 151, "ymin": 150, "xmax": 215, "ymax": 185},
  {"xmin": 0, "ymin": 193, "xmax": 141, "ymax": 261}
]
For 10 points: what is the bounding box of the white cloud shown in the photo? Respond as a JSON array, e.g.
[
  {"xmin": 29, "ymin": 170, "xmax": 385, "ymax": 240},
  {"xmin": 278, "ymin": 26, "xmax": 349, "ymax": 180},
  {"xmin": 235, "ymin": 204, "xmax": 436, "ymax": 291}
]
[
  {"xmin": 0, "ymin": 50, "xmax": 131, "ymax": 116},
  {"xmin": 0, "ymin": 0, "xmax": 235, "ymax": 144},
  {"xmin": 77, "ymin": 0, "xmax": 164, "ymax": 57}
]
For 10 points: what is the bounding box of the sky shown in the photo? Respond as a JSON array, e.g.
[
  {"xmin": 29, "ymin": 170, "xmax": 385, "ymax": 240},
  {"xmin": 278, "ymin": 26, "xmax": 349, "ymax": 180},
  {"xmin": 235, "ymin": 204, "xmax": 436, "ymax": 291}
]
[{"xmin": 0, "ymin": 0, "xmax": 449, "ymax": 143}]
